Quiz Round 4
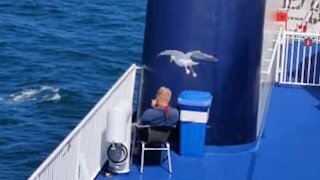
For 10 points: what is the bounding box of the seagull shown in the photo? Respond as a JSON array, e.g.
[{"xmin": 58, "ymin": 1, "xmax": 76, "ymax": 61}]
[{"xmin": 158, "ymin": 50, "xmax": 218, "ymax": 77}]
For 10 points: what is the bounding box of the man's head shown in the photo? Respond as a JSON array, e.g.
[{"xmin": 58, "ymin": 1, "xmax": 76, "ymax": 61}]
[{"xmin": 155, "ymin": 86, "xmax": 172, "ymax": 106}]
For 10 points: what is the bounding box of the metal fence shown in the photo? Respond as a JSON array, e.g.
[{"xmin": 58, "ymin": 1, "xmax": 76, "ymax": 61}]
[
  {"xmin": 277, "ymin": 31, "xmax": 320, "ymax": 86},
  {"xmin": 28, "ymin": 65, "xmax": 137, "ymax": 180}
]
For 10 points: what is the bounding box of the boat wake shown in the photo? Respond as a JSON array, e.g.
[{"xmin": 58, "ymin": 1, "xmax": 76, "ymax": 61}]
[{"xmin": 10, "ymin": 85, "xmax": 61, "ymax": 103}]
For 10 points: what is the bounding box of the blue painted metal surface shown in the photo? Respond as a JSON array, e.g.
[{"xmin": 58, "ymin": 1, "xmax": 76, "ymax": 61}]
[
  {"xmin": 252, "ymin": 86, "xmax": 320, "ymax": 179},
  {"xmin": 180, "ymin": 122, "xmax": 207, "ymax": 157},
  {"xmin": 96, "ymin": 86, "xmax": 320, "ymax": 180},
  {"xmin": 139, "ymin": 0, "xmax": 266, "ymax": 145}
]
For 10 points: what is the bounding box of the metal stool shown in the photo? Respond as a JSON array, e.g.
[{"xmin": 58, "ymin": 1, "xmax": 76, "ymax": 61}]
[{"xmin": 133, "ymin": 125, "xmax": 173, "ymax": 173}]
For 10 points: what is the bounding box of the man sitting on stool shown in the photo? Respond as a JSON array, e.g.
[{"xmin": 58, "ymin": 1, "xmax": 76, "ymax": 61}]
[
  {"xmin": 135, "ymin": 87, "xmax": 178, "ymax": 168},
  {"xmin": 141, "ymin": 86, "xmax": 179, "ymax": 126}
]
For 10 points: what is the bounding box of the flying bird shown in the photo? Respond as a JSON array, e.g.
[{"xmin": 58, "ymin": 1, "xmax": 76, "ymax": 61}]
[{"xmin": 158, "ymin": 50, "xmax": 218, "ymax": 77}]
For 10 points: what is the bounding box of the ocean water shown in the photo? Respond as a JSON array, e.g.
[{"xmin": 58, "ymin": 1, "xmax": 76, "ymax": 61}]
[{"xmin": 0, "ymin": 1, "xmax": 146, "ymax": 179}]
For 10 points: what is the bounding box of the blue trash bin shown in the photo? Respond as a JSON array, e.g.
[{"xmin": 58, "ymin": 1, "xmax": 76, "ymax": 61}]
[{"xmin": 178, "ymin": 90, "xmax": 213, "ymax": 157}]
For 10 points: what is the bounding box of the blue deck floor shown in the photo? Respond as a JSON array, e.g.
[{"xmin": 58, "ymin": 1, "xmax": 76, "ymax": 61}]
[{"xmin": 96, "ymin": 86, "xmax": 320, "ymax": 180}]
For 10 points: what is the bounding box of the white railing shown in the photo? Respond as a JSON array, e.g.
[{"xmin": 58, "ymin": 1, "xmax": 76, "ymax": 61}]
[
  {"xmin": 262, "ymin": 27, "xmax": 283, "ymax": 75},
  {"xmin": 28, "ymin": 64, "xmax": 137, "ymax": 180},
  {"xmin": 277, "ymin": 31, "xmax": 320, "ymax": 86},
  {"xmin": 257, "ymin": 27, "xmax": 282, "ymax": 137}
]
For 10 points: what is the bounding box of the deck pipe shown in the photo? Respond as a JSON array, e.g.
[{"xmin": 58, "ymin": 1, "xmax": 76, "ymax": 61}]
[{"xmin": 139, "ymin": 0, "xmax": 266, "ymax": 145}]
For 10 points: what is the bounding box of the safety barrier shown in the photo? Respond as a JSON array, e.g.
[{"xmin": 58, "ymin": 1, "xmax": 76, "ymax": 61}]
[
  {"xmin": 277, "ymin": 31, "xmax": 320, "ymax": 86},
  {"xmin": 28, "ymin": 65, "xmax": 137, "ymax": 180}
]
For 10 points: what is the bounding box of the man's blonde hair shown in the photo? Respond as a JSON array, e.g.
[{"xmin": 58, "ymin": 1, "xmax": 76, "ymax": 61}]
[{"xmin": 156, "ymin": 86, "xmax": 172, "ymax": 102}]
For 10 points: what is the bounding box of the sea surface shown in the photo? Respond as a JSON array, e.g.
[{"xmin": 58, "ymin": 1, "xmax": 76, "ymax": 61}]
[{"xmin": 0, "ymin": 1, "xmax": 146, "ymax": 179}]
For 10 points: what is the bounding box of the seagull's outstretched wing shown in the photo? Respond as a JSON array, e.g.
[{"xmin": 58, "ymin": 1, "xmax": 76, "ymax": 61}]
[
  {"xmin": 187, "ymin": 51, "xmax": 218, "ymax": 61},
  {"xmin": 158, "ymin": 50, "xmax": 185, "ymax": 58}
]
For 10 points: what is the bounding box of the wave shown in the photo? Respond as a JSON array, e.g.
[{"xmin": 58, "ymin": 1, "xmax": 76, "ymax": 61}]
[
  {"xmin": 46, "ymin": 93, "xmax": 61, "ymax": 102},
  {"xmin": 10, "ymin": 85, "xmax": 61, "ymax": 103}
]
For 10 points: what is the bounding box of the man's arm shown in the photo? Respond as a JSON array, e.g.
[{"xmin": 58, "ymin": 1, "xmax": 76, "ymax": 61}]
[
  {"xmin": 170, "ymin": 108, "xmax": 179, "ymax": 125},
  {"xmin": 140, "ymin": 109, "xmax": 153, "ymax": 124}
]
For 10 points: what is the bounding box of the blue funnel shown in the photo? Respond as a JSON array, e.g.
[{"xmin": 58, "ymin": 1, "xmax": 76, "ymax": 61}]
[{"xmin": 139, "ymin": 0, "xmax": 266, "ymax": 145}]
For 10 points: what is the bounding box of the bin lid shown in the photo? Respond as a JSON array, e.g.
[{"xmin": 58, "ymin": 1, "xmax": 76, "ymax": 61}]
[{"xmin": 178, "ymin": 90, "xmax": 213, "ymax": 107}]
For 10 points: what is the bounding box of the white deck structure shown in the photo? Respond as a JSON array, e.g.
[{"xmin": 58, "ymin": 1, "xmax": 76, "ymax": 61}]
[{"xmin": 28, "ymin": 65, "xmax": 137, "ymax": 180}]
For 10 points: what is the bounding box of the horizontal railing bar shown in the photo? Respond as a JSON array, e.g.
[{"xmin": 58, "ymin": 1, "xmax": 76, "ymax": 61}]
[
  {"xmin": 279, "ymin": 82, "xmax": 320, "ymax": 86},
  {"xmin": 283, "ymin": 31, "xmax": 320, "ymax": 37}
]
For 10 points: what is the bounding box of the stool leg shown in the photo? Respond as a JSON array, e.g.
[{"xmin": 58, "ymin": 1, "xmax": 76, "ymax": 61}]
[
  {"xmin": 140, "ymin": 143, "xmax": 145, "ymax": 173},
  {"xmin": 166, "ymin": 143, "xmax": 172, "ymax": 173}
]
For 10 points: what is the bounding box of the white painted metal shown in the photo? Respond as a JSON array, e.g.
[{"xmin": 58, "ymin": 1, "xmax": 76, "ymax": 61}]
[
  {"xmin": 140, "ymin": 142, "xmax": 172, "ymax": 173},
  {"xmin": 258, "ymin": 26, "xmax": 282, "ymax": 137},
  {"xmin": 285, "ymin": 0, "xmax": 320, "ymax": 33},
  {"xmin": 106, "ymin": 100, "xmax": 132, "ymax": 173},
  {"xmin": 28, "ymin": 64, "xmax": 137, "ymax": 180},
  {"xmin": 277, "ymin": 31, "xmax": 320, "ymax": 86},
  {"xmin": 106, "ymin": 100, "xmax": 132, "ymax": 143},
  {"xmin": 179, "ymin": 110, "xmax": 209, "ymax": 123},
  {"xmin": 262, "ymin": 28, "xmax": 282, "ymax": 76}
]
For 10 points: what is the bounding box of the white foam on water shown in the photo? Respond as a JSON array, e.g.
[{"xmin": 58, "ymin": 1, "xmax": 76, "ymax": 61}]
[
  {"xmin": 46, "ymin": 93, "xmax": 61, "ymax": 102},
  {"xmin": 11, "ymin": 89, "xmax": 39, "ymax": 102},
  {"xmin": 10, "ymin": 85, "xmax": 61, "ymax": 103}
]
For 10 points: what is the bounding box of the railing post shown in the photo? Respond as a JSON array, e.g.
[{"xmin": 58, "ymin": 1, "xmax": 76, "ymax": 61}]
[
  {"xmin": 279, "ymin": 30, "xmax": 287, "ymax": 84},
  {"xmin": 275, "ymin": 28, "xmax": 283, "ymax": 83}
]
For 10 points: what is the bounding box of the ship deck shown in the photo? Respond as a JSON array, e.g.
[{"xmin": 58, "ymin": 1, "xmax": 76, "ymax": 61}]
[{"xmin": 96, "ymin": 85, "xmax": 320, "ymax": 180}]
